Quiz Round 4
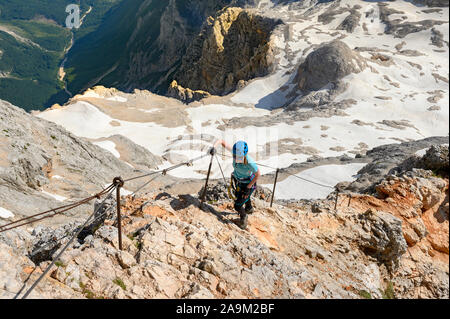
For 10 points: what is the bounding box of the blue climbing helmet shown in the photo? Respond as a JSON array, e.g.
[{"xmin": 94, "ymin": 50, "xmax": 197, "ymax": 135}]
[{"xmin": 233, "ymin": 141, "xmax": 248, "ymax": 164}]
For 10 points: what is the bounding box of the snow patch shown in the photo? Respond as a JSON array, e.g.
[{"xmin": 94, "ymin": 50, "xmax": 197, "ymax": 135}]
[
  {"xmin": 230, "ymin": 71, "xmax": 291, "ymax": 109},
  {"xmin": 106, "ymin": 96, "xmax": 128, "ymax": 103},
  {"xmin": 42, "ymin": 191, "xmax": 67, "ymax": 202},
  {"xmin": 263, "ymin": 163, "xmax": 367, "ymax": 200},
  {"xmin": 186, "ymin": 104, "xmax": 269, "ymax": 123},
  {"xmin": 94, "ymin": 141, "xmax": 121, "ymax": 158},
  {"xmin": 0, "ymin": 207, "xmax": 14, "ymax": 219}
]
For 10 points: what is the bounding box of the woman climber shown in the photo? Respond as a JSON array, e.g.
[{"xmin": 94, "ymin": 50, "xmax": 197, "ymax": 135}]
[{"xmin": 213, "ymin": 140, "xmax": 261, "ymax": 229}]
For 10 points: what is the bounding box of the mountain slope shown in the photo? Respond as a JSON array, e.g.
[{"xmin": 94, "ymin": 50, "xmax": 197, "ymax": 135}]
[
  {"xmin": 64, "ymin": 0, "xmax": 273, "ymax": 96},
  {"xmin": 38, "ymin": 0, "xmax": 449, "ymax": 192},
  {"xmin": 1, "ymin": 147, "xmax": 448, "ymax": 299},
  {"xmin": 0, "ymin": 98, "xmax": 162, "ymax": 226},
  {"xmin": 0, "ymin": 0, "xmax": 124, "ymax": 111}
]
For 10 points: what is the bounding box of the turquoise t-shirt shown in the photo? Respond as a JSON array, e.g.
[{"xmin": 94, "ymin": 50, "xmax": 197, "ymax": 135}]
[{"xmin": 233, "ymin": 155, "xmax": 259, "ymax": 180}]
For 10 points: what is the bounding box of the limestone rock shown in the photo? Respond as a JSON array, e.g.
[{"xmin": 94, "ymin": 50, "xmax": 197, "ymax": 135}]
[
  {"xmin": 172, "ymin": 7, "xmax": 281, "ymax": 96},
  {"xmin": 116, "ymin": 251, "xmax": 136, "ymax": 269},
  {"xmin": 413, "ymin": 0, "xmax": 449, "ymax": 7},
  {"xmin": 358, "ymin": 209, "xmax": 408, "ymax": 271},
  {"xmin": 295, "ymin": 40, "xmax": 366, "ymax": 92},
  {"xmin": 167, "ymin": 81, "xmax": 211, "ymax": 104}
]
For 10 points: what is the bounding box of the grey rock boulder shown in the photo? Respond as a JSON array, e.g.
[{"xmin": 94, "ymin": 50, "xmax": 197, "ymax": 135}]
[
  {"xmin": 295, "ymin": 40, "xmax": 366, "ymax": 92},
  {"xmin": 358, "ymin": 210, "xmax": 407, "ymax": 271},
  {"xmin": 413, "ymin": 0, "xmax": 449, "ymax": 7}
]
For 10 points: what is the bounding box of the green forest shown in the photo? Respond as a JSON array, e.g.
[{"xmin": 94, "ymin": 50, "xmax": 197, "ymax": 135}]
[
  {"xmin": 0, "ymin": 0, "xmax": 122, "ymax": 111},
  {"xmin": 65, "ymin": 0, "xmax": 167, "ymax": 95}
]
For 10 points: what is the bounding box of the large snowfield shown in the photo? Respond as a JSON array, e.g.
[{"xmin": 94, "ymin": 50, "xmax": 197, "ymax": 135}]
[
  {"xmin": 262, "ymin": 163, "xmax": 368, "ymax": 200},
  {"xmin": 37, "ymin": 0, "xmax": 449, "ymax": 200}
]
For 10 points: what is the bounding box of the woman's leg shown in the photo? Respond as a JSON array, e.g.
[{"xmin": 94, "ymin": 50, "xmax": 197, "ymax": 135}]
[
  {"xmin": 245, "ymin": 198, "xmax": 254, "ymax": 214},
  {"xmin": 233, "ymin": 178, "xmax": 256, "ymax": 229},
  {"xmin": 234, "ymin": 183, "xmax": 249, "ymax": 229}
]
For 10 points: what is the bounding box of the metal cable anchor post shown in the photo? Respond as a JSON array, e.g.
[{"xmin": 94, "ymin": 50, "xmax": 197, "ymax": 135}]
[
  {"xmin": 201, "ymin": 148, "xmax": 216, "ymax": 205},
  {"xmin": 113, "ymin": 177, "xmax": 125, "ymax": 251},
  {"xmin": 270, "ymin": 169, "xmax": 280, "ymax": 208}
]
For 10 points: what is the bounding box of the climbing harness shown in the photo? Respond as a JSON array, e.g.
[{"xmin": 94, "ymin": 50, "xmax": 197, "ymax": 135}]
[
  {"xmin": 227, "ymin": 173, "xmax": 237, "ymax": 201},
  {"xmin": 232, "ymin": 173, "xmax": 256, "ymax": 208}
]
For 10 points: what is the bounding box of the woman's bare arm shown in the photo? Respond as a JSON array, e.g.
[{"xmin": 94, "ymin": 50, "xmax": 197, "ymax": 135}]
[
  {"xmin": 213, "ymin": 139, "xmax": 233, "ymax": 152},
  {"xmin": 247, "ymin": 169, "xmax": 260, "ymax": 189}
]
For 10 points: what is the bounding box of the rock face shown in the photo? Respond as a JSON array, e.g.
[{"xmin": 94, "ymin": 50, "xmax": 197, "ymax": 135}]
[
  {"xmin": 167, "ymin": 81, "xmax": 211, "ymax": 104},
  {"xmin": 172, "ymin": 7, "xmax": 281, "ymax": 96},
  {"xmin": 0, "ymin": 99, "xmax": 157, "ymax": 224},
  {"xmin": 346, "ymin": 137, "xmax": 449, "ymax": 194},
  {"xmin": 413, "ymin": 0, "xmax": 449, "ymax": 7},
  {"xmin": 295, "ymin": 40, "xmax": 366, "ymax": 92},
  {"xmin": 2, "ymin": 163, "xmax": 447, "ymax": 299},
  {"xmin": 358, "ymin": 210, "xmax": 407, "ymax": 271}
]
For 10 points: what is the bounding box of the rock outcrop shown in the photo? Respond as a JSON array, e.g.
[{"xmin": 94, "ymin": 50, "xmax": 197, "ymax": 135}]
[
  {"xmin": 378, "ymin": 2, "xmax": 447, "ymax": 38},
  {"xmin": 413, "ymin": 0, "xmax": 449, "ymax": 7},
  {"xmin": 167, "ymin": 81, "xmax": 211, "ymax": 104},
  {"xmin": 0, "ymin": 99, "xmax": 158, "ymax": 225},
  {"xmin": 402, "ymin": 145, "xmax": 449, "ymax": 174},
  {"xmin": 345, "ymin": 137, "xmax": 449, "ymax": 194},
  {"xmin": 172, "ymin": 7, "xmax": 281, "ymax": 96},
  {"xmin": 358, "ymin": 209, "xmax": 407, "ymax": 271},
  {"xmin": 337, "ymin": 5, "xmax": 362, "ymax": 33},
  {"xmin": 295, "ymin": 40, "xmax": 366, "ymax": 92}
]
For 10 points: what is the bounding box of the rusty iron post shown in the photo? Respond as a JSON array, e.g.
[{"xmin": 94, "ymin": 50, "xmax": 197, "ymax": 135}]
[
  {"xmin": 201, "ymin": 153, "xmax": 215, "ymax": 204},
  {"xmin": 270, "ymin": 169, "xmax": 280, "ymax": 208},
  {"xmin": 113, "ymin": 177, "xmax": 125, "ymax": 251},
  {"xmin": 334, "ymin": 190, "xmax": 340, "ymax": 212}
]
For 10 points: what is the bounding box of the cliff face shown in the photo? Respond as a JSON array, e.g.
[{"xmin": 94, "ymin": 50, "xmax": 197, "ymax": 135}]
[
  {"xmin": 66, "ymin": 0, "xmax": 269, "ymax": 97},
  {"xmin": 170, "ymin": 7, "xmax": 281, "ymax": 99},
  {"xmin": 0, "ymin": 99, "xmax": 161, "ymax": 225}
]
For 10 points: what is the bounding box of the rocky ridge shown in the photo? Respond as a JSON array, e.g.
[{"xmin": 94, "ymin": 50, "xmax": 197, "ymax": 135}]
[
  {"xmin": 413, "ymin": 0, "xmax": 449, "ymax": 7},
  {"xmin": 0, "ymin": 99, "xmax": 161, "ymax": 226},
  {"xmin": 0, "ymin": 138, "xmax": 448, "ymax": 299},
  {"xmin": 170, "ymin": 7, "xmax": 282, "ymax": 101},
  {"xmin": 168, "ymin": 81, "xmax": 212, "ymax": 104}
]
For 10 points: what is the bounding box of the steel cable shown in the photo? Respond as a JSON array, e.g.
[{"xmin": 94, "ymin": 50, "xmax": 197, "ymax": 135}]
[
  {"xmin": 0, "ymin": 184, "xmax": 115, "ymax": 233},
  {"xmin": 219, "ymin": 152, "xmax": 335, "ymax": 190},
  {"xmin": 123, "ymin": 153, "xmax": 210, "ymax": 183},
  {"xmin": 21, "ymin": 186, "xmax": 116, "ymax": 299}
]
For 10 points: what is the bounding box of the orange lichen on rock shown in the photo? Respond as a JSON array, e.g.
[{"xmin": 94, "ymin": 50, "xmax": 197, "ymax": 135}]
[
  {"xmin": 249, "ymin": 219, "xmax": 281, "ymax": 251},
  {"xmin": 341, "ymin": 176, "xmax": 449, "ymax": 260}
]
